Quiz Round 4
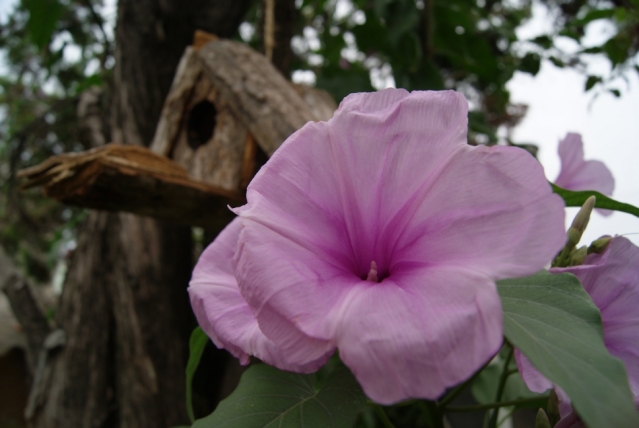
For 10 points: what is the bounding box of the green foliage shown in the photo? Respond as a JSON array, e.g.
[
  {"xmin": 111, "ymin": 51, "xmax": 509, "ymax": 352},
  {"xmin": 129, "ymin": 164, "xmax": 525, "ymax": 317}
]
[
  {"xmin": 0, "ymin": 0, "xmax": 112, "ymax": 280},
  {"xmin": 608, "ymin": 88, "xmax": 621, "ymax": 97},
  {"xmin": 551, "ymin": 184, "xmax": 639, "ymax": 219},
  {"xmin": 287, "ymin": 0, "xmax": 536, "ymax": 144},
  {"xmin": 275, "ymin": 0, "xmax": 639, "ymax": 146},
  {"xmin": 24, "ymin": 0, "xmax": 65, "ymax": 49},
  {"xmin": 192, "ymin": 363, "xmax": 367, "ymax": 428},
  {"xmin": 519, "ymin": 52, "xmax": 541, "ymax": 76},
  {"xmin": 472, "ymin": 347, "xmax": 548, "ymax": 410},
  {"xmin": 542, "ymin": 0, "xmax": 639, "ymax": 95},
  {"xmin": 585, "ymin": 75, "xmax": 602, "ymax": 91},
  {"xmin": 186, "ymin": 327, "xmax": 209, "ymax": 423},
  {"xmin": 498, "ymin": 271, "xmax": 639, "ymax": 428}
]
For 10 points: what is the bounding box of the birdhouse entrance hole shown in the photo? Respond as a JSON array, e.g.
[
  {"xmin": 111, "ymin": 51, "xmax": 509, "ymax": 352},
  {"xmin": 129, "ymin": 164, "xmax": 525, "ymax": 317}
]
[{"xmin": 187, "ymin": 100, "xmax": 217, "ymax": 150}]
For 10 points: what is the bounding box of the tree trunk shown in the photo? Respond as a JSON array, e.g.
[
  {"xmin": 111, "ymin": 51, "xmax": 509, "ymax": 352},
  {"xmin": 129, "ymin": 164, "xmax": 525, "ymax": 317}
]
[
  {"xmin": 28, "ymin": 1, "xmax": 251, "ymax": 427},
  {"xmin": 270, "ymin": 0, "xmax": 297, "ymax": 76}
]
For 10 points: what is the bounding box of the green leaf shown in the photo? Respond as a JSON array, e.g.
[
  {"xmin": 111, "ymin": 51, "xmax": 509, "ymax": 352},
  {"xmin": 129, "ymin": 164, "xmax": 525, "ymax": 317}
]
[
  {"xmin": 551, "ymin": 183, "xmax": 639, "ymax": 219},
  {"xmin": 571, "ymin": 8, "xmax": 615, "ymax": 27},
  {"xmin": 186, "ymin": 327, "xmax": 209, "ymax": 423},
  {"xmin": 498, "ymin": 271, "xmax": 639, "ymax": 428},
  {"xmin": 581, "ymin": 46, "xmax": 603, "ymax": 54},
  {"xmin": 531, "ymin": 35, "xmax": 552, "ymax": 49},
  {"xmin": 468, "ymin": 111, "xmax": 497, "ymax": 144},
  {"xmin": 602, "ymin": 34, "xmax": 632, "ymax": 66},
  {"xmin": 519, "ymin": 53, "xmax": 541, "ymax": 76},
  {"xmin": 316, "ymin": 70, "xmax": 374, "ymax": 103},
  {"xmin": 548, "ymin": 56, "xmax": 565, "ymax": 68},
  {"xmin": 609, "ymin": 88, "xmax": 621, "ymax": 98},
  {"xmin": 25, "ymin": 0, "xmax": 65, "ymax": 49},
  {"xmin": 193, "ymin": 364, "xmax": 367, "ymax": 428},
  {"xmin": 558, "ymin": 28, "xmax": 581, "ymax": 41},
  {"xmin": 584, "ymin": 75, "xmax": 602, "ymax": 91}
]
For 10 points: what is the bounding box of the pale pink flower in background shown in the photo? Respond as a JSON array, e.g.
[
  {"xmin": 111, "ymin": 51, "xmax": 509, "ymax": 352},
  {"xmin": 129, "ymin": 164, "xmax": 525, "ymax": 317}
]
[
  {"xmin": 516, "ymin": 237, "xmax": 639, "ymax": 427},
  {"xmin": 190, "ymin": 89, "xmax": 566, "ymax": 404},
  {"xmin": 554, "ymin": 133, "xmax": 615, "ymax": 216}
]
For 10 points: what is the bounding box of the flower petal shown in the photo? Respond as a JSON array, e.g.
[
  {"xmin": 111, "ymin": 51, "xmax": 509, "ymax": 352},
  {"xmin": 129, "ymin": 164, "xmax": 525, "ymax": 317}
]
[
  {"xmin": 333, "ymin": 267, "xmax": 502, "ymax": 404},
  {"xmin": 236, "ymin": 233, "xmax": 502, "ymax": 403},
  {"xmin": 189, "ymin": 218, "xmax": 333, "ymax": 373},
  {"xmin": 389, "ymin": 144, "xmax": 566, "ymax": 279},
  {"xmin": 554, "ymin": 133, "xmax": 615, "ymax": 199},
  {"xmin": 233, "ymin": 217, "xmax": 351, "ymax": 342},
  {"xmin": 235, "ymin": 89, "xmax": 470, "ymax": 281},
  {"xmin": 554, "ymin": 409, "xmax": 587, "ymax": 428},
  {"xmin": 514, "ymin": 349, "xmax": 553, "ymax": 393}
]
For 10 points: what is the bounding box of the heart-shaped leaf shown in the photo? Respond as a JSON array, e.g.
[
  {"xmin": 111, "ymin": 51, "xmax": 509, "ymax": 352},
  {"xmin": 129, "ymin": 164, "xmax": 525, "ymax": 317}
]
[
  {"xmin": 498, "ymin": 271, "xmax": 639, "ymax": 428},
  {"xmin": 193, "ymin": 363, "xmax": 367, "ymax": 428}
]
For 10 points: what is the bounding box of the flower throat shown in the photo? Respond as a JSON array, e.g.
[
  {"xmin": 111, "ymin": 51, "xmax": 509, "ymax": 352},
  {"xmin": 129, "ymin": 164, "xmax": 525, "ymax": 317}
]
[{"xmin": 363, "ymin": 261, "xmax": 388, "ymax": 283}]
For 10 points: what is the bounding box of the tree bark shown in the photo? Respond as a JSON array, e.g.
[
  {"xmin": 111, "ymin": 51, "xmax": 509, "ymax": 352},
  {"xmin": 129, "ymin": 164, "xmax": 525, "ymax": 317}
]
[
  {"xmin": 0, "ymin": 247, "xmax": 50, "ymax": 371},
  {"xmin": 110, "ymin": 0, "xmax": 252, "ymax": 147},
  {"xmin": 27, "ymin": 1, "xmax": 251, "ymax": 427},
  {"xmin": 271, "ymin": 0, "xmax": 297, "ymax": 76}
]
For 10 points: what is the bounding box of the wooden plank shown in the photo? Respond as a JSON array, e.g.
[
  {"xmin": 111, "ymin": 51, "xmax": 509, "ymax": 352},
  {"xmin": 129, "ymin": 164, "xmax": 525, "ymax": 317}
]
[
  {"xmin": 17, "ymin": 145, "xmax": 242, "ymax": 229},
  {"xmin": 150, "ymin": 47, "xmax": 204, "ymax": 157}
]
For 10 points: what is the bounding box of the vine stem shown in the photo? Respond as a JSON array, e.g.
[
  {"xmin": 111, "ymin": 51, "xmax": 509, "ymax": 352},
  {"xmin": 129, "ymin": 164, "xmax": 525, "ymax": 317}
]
[
  {"xmin": 487, "ymin": 345, "xmax": 515, "ymax": 428},
  {"xmin": 421, "ymin": 400, "xmax": 445, "ymax": 428},
  {"xmin": 374, "ymin": 404, "xmax": 397, "ymax": 428},
  {"xmin": 438, "ymin": 356, "xmax": 493, "ymax": 409}
]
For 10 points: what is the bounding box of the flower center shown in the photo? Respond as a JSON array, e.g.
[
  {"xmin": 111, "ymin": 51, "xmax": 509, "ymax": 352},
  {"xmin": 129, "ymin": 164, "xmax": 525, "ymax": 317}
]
[
  {"xmin": 366, "ymin": 261, "xmax": 379, "ymax": 282},
  {"xmin": 363, "ymin": 261, "xmax": 388, "ymax": 283}
]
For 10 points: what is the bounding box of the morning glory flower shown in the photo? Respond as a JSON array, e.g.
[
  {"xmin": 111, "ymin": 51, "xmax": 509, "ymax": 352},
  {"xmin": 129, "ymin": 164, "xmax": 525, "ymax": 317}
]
[
  {"xmin": 190, "ymin": 89, "xmax": 565, "ymax": 404},
  {"xmin": 189, "ymin": 217, "xmax": 333, "ymax": 373},
  {"xmin": 516, "ymin": 237, "xmax": 639, "ymax": 427},
  {"xmin": 554, "ymin": 133, "xmax": 615, "ymax": 216}
]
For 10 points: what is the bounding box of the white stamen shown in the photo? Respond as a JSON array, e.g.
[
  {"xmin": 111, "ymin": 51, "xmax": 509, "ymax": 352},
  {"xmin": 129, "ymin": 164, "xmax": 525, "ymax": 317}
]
[{"xmin": 366, "ymin": 261, "xmax": 379, "ymax": 282}]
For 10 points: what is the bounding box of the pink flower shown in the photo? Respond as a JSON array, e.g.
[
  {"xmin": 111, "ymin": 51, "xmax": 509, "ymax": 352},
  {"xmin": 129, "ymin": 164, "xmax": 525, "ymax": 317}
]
[
  {"xmin": 516, "ymin": 237, "xmax": 639, "ymax": 427},
  {"xmin": 554, "ymin": 133, "xmax": 615, "ymax": 216},
  {"xmin": 189, "ymin": 89, "xmax": 566, "ymax": 404},
  {"xmin": 189, "ymin": 218, "xmax": 333, "ymax": 373}
]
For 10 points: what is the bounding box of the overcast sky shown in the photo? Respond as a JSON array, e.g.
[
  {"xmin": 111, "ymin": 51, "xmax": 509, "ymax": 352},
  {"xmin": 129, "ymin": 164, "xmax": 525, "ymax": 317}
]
[{"xmin": 509, "ymin": 3, "xmax": 639, "ymax": 246}]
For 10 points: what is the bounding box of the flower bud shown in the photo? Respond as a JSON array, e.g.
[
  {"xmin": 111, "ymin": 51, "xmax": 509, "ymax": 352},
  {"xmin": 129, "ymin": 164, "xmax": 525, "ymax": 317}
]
[
  {"xmin": 588, "ymin": 236, "xmax": 612, "ymax": 254},
  {"xmin": 567, "ymin": 196, "xmax": 596, "ymax": 246},
  {"xmin": 553, "ymin": 196, "xmax": 596, "ymax": 267},
  {"xmin": 569, "ymin": 246, "xmax": 587, "ymax": 266},
  {"xmin": 547, "ymin": 389, "xmax": 561, "ymax": 426},
  {"xmin": 535, "ymin": 409, "xmax": 552, "ymax": 428}
]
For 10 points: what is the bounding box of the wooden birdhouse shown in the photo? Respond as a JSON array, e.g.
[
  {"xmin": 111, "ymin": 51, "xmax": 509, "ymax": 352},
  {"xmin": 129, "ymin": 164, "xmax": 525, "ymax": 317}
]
[
  {"xmin": 151, "ymin": 31, "xmax": 336, "ymax": 194},
  {"xmin": 17, "ymin": 32, "xmax": 336, "ymax": 229}
]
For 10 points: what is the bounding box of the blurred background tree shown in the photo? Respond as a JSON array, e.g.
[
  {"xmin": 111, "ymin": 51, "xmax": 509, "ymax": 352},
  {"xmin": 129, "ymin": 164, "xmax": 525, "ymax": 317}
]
[
  {"xmin": 0, "ymin": 0, "xmax": 111, "ymax": 290},
  {"xmin": 0, "ymin": 0, "xmax": 637, "ymax": 426}
]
